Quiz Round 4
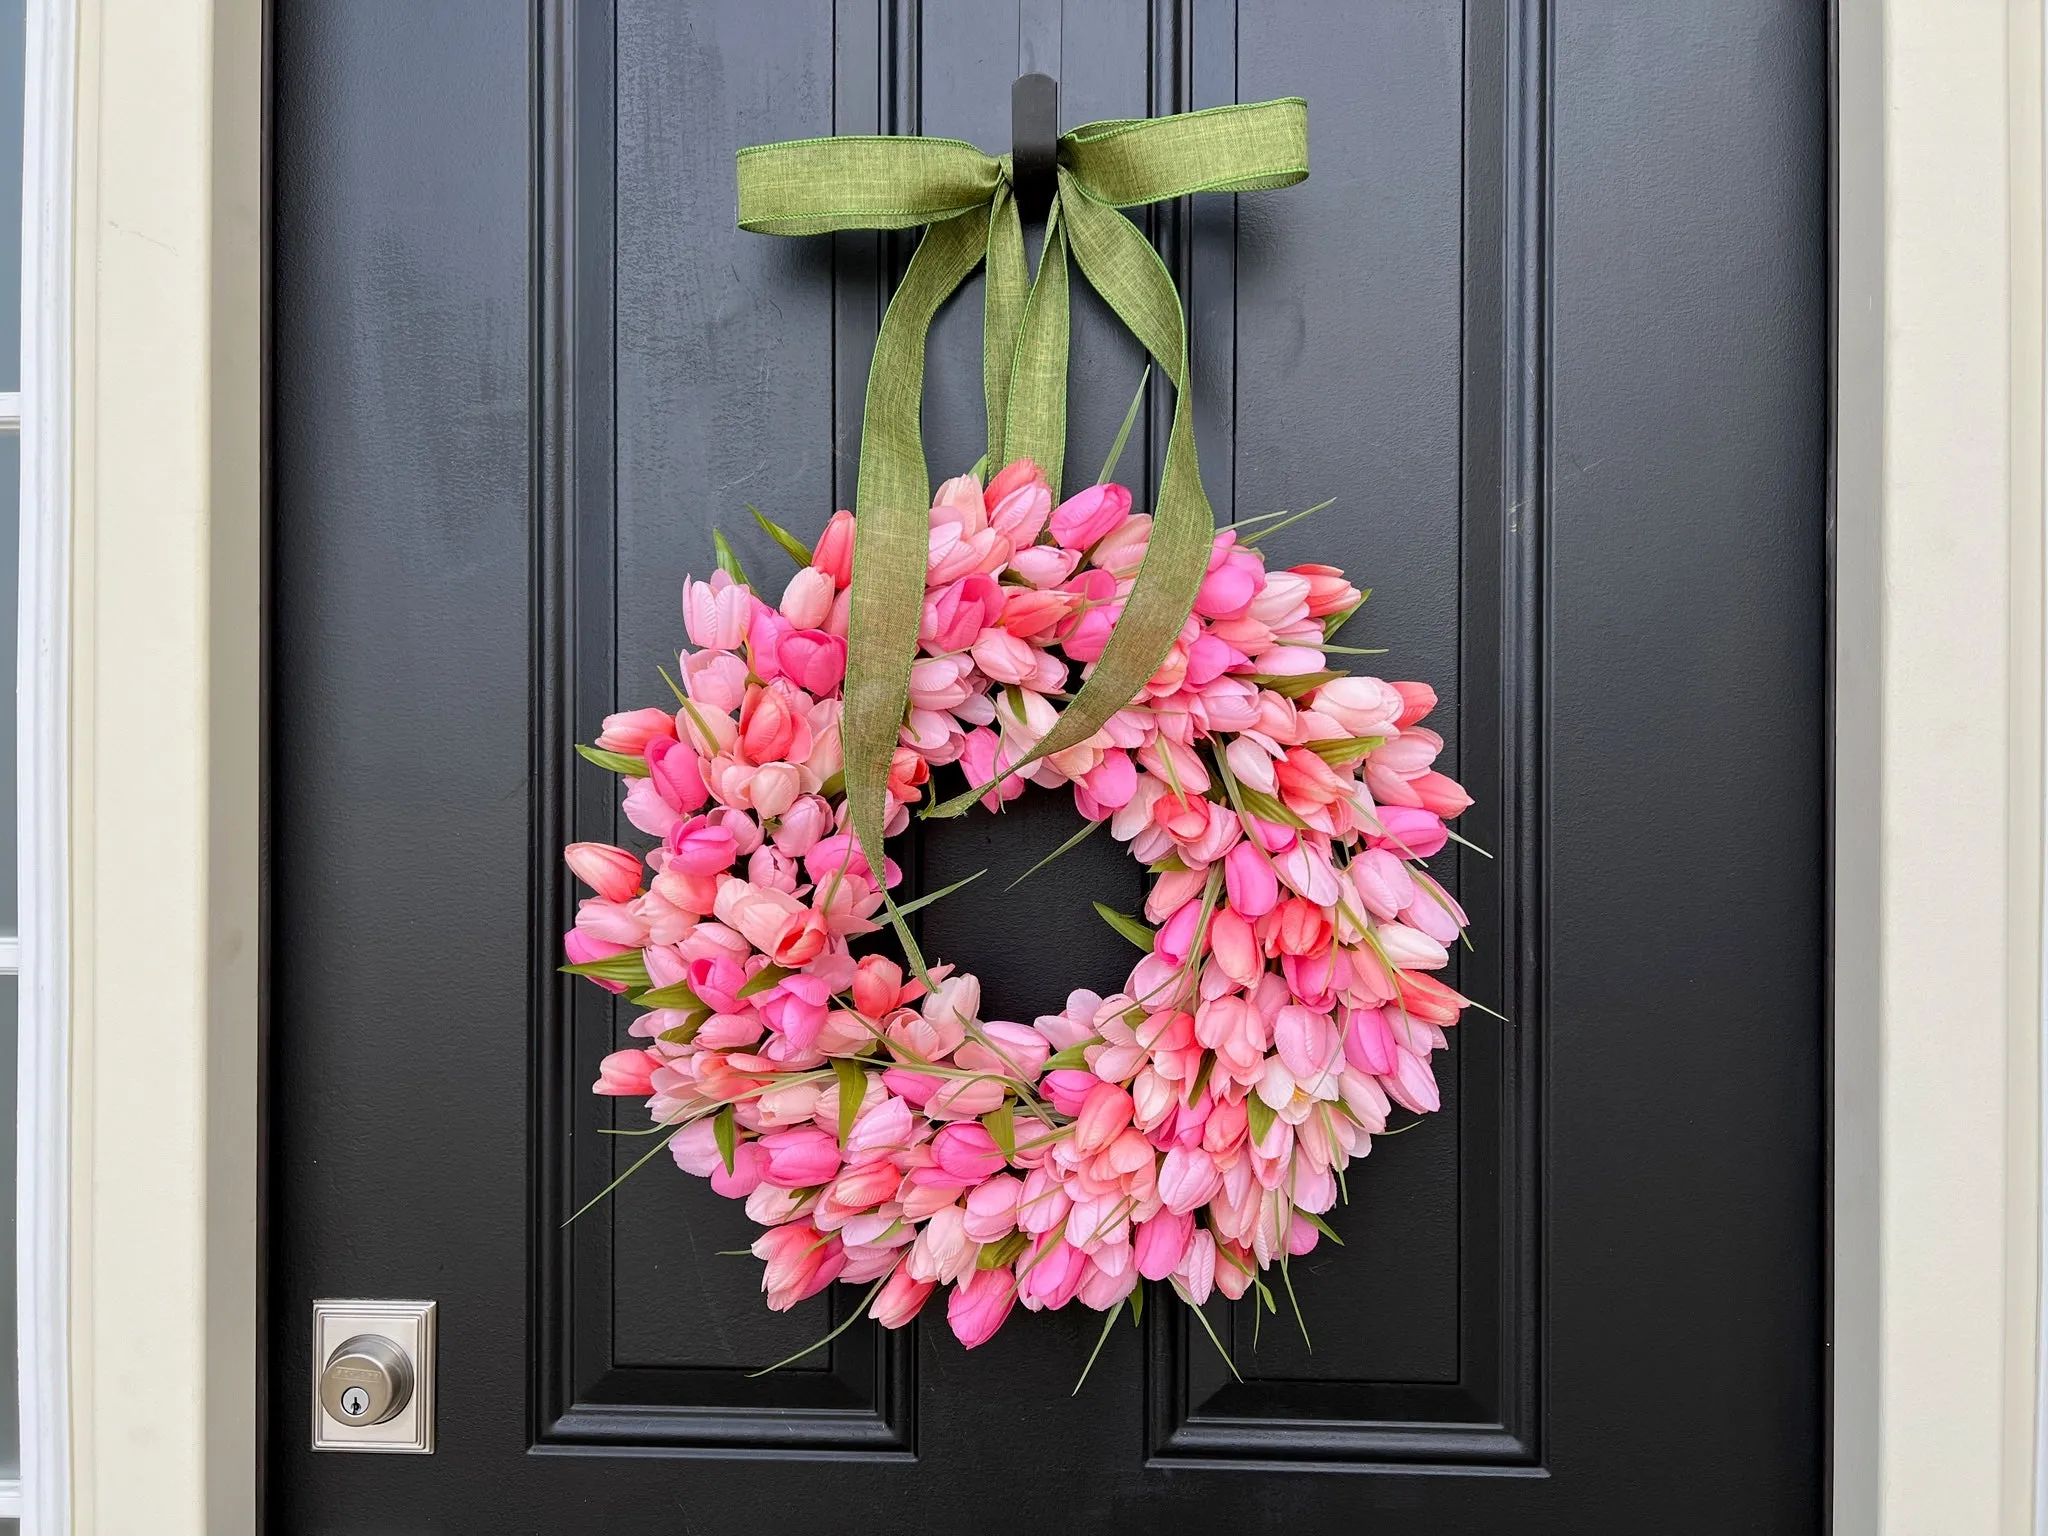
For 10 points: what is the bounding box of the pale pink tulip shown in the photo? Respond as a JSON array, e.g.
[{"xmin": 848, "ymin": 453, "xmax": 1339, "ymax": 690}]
[
  {"xmin": 683, "ymin": 574, "xmax": 751, "ymax": 649},
  {"xmin": 780, "ymin": 566, "xmax": 835, "ymax": 629},
  {"xmin": 595, "ymin": 707, "xmax": 676, "ymax": 754}
]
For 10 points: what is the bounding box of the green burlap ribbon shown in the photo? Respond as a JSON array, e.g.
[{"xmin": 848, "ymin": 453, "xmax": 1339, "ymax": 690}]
[{"xmin": 736, "ymin": 98, "xmax": 1308, "ymax": 903}]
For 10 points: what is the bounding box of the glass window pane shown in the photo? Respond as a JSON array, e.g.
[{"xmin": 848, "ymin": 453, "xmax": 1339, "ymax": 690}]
[
  {"xmin": 0, "ymin": 973, "xmax": 19, "ymax": 1476},
  {"xmin": 0, "ymin": 0, "xmax": 19, "ymax": 391},
  {"xmin": 0, "ymin": 431, "xmax": 18, "ymax": 936}
]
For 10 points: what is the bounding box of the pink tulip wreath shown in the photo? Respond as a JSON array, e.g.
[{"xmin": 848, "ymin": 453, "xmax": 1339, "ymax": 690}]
[{"xmin": 564, "ymin": 457, "xmax": 1476, "ymax": 1363}]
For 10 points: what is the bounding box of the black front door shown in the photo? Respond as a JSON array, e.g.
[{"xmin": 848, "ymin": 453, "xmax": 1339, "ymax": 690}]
[{"xmin": 268, "ymin": 2, "xmax": 1827, "ymax": 1530}]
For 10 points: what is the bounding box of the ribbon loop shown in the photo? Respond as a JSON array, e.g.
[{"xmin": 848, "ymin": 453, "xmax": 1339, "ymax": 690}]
[{"xmin": 736, "ymin": 96, "xmax": 1308, "ymax": 878}]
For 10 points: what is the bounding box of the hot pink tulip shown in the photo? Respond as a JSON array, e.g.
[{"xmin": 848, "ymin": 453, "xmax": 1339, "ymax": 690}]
[
  {"xmin": 645, "ymin": 736, "xmax": 710, "ymax": 814},
  {"xmin": 1049, "ymin": 482, "xmax": 1132, "ymax": 551},
  {"xmin": 1135, "ymin": 1210, "xmax": 1195, "ymax": 1281},
  {"xmin": 932, "ymin": 1123, "xmax": 1006, "ymax": 1183},
  {"xmin": 1343, "ymin": 1005, "xmax": 1398, "ymax": 1076},
  {"xmin": 563, "ymin": 929, "xmax": 633, "ymax": 993},
  {"xmin": 1223, "ymin": 839, "xmax": 1280, "ymax": 918},
  {"xmin": 759, "ymin": 1126, "xmax": 841, "ymax": 1188},
  {"xmin": 1041, "ymin": 1069, "xmax": 1099, "ymax": 1117},
  {"xmin": 564, "ymin": 842, "xmax": 643, "ymax": 903},
  {"xmin": 947, "ymin": 1266, "xmax": 1018, "ymax": 1348},
  {"xmin": 776, "ymin": 629, "xmax": 847, "ymax": 695},
  {"xmin": 1370, "ymin": 805, "xmax": 1448, "ymax": 859},
  {"xmin": 668, "ymin": 821, "xmax": 738, "ymax": 876}
]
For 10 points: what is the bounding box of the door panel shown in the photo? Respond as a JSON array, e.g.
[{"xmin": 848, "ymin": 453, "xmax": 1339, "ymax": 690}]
[{"xmin": 269, "ymin": 1, "xmax": 1826, "ymax": 1529}]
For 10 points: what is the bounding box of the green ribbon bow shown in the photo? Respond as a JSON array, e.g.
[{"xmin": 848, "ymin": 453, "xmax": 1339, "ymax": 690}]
[{"xmin": 736, "ymin": 97, "xmax": 1308, "ymax": 910}]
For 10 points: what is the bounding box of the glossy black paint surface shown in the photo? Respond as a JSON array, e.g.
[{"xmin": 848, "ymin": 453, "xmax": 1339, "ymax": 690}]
[{"xmin": 269, "ymin": 2, "xmax": 1827, "ymax": 1529}]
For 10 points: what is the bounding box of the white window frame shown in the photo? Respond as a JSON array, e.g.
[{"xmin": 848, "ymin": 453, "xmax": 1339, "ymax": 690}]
[{"xmin": 15, "ymin": 0, "xmax": 71, "ymax": 1528}]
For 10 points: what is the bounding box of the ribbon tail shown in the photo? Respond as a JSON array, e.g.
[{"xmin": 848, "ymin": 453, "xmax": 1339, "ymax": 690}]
[
  {"xmin": 844, "ymin": 208, "xmax": 991, "ymax": 889},
  {"xmin": 983, "ymin": 184, "xmax": 1027, "ymax": 465},
  {"xmin": 925, "ymin": 178, "xmax": 1212, "ymax": 818},
  {"xmin": 999, "ymin": 196, "xmax": 1072, "ymax": 495}
]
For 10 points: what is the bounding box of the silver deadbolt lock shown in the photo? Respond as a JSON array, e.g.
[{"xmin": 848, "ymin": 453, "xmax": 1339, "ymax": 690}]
[
  {"xmin": 319, "ymin": 1333, "xmax": 413, "ymax": 1426},
  {"xmin": 311, "ymin": 1299, "xmax": 436, "ymax": 1452}
]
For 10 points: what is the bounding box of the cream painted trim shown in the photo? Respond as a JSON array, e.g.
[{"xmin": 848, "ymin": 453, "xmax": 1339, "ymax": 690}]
[
  {"xmin": 1865, "ymin": 2, "xmax": 2048, "ymax": 1532},
  {"xmin": 67, "ymin": 0, "xmax": 262, "ymax": 1532}
]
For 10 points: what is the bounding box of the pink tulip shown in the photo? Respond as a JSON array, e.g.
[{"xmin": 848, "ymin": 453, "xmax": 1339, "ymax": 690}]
[
  {"xmin": 1157, "ymin": 1144, "xmax": 1221, "ymax": 1214},
  {"xmin": 1370, "ymin": 805, "xmax": 1448, "ymax": 859},
  {"xmin": 985, "ymin": 458, "xmax": 1052, "ymax": 543},
  {"xmin": 564, "ymin": 842, "xmax": 643, "ymax": 903},
  {"xmin": 1135, "ymin": 1210, "xmax": 1195, "ymax": 1281},
  {"xmin": 739, "ymin": 683, "xmax": 803, "ymax": 764},
  {"xmin": 870, "ymin": 1266, "xmax": 935, "ymax": 1329},
  {"xmin": 753, "ymin": 1222, "xmax": 847, "ymax": 1310},
  {"xmin": 745, "ymin": 762, "xmax": 804, "ymax": 819},
  {"xmin": 595, "ymin": 706, "xmax": 675, "ymax": 754},
  {"xmin": 921, "ymin": 572, "xmax": 1003, "ymax": 652},
  {"xmin": 1009, "ymin": 544, "xmax": 1083, "ymax": 587},
  {"xmin": 1374, "ymin": 922, "xmax": 1449, "ymax": 971},
  {"xmin": 1209, "ymin": 907, "xmax": 1262, "ymax": 987},
  {"xmin": 1390, "ymin": 680, "xmax": 1437, "ymax": 726},
  {"xmin": 1412, "ymin": 770, "xmax": 1473, "ymax": 818},
  {"xmin": 1311, "ymin": 675, "xmax": 1405, "ymax": 737},
  {"xmin": 811, "ymin": 509, "xmax": 856, "ymax": 587},
  {"xmin": 970, "ymin": 627, "xmax": 1039, "ymax": 685},
  {"xmin": 1154, "ymin": 899, "xmax": 1203, "ymax": 968},
  {"xmin": 780, "ymin": 565, "xmax": 835, "ymax": 629},
  {"xmin": 777, "ymin": 629, "xmax": 848, "ymax": 695},
  {"xmin": 1291, "ymin": 562, "xmax": 1362, "ymax": 617},
  {"xmin": 843, "ymin": 1094, "xmax": 913, "ymax": 1159},
  {"xmin": 1223, "ymin": 839, "xmax": 1280, "ymax": 918},
  {"xmin": 1050, "ymin": 482, "xmax": 1132, "ymax": 551},
  {"xmin": 947, "ymin": 1266, "xmax": 1018, "ymax": 1348},
  {"xmin": 1343, "ymin": 1005, "xmax": 1399, "ymax": 1076},
  {"xmin": 645, "ymin": 736, "xmax": 710, "ymax": 814},
  {"xmin": 668, "ymin": 822, "xmax": 738, "ymax": 876},
  {"xmin": 1275, "ymin": 1005, "xmax": 1339, "ymax": 1083},
  {"xmin": 1195, "ymin": 545, "xmax": 1262, "ymax": 619},
  {"xmin": 1073, "ymin": 1082, "xmax": 1135, "ymax": 1154},
  {"xmin": 1091, "ymin": 512, "xmax": 1152, "ymax": 575},
  {"xmin": 593, "ymin": 1049, "xmax": 656, "ymax": 1097},
  {"xmin": 932, "ymin": 1122, "xmax": 1006, "ymax": 1183},
  {"xmin": 759, "ymin": 1127, "xmax": 841, "ymax": 1188},
  {"xmin": 1018, "ymin": 1237, "xmax": 1088, "ymax": 1311},
  {"xmin": 1385, "ymin": 1048, "xmax": 1442, "ymax": 1114},
  {"xmin": 1041, "ymin": 1069, "xmax": 1099, "ymax": 1117},
  {"xmin": 563, "ymin": 929, "xmax": 633, "ymax": 993},
  {"xmin": 963, "ymin": 1174, "xmax": 1023, "ymax": 1243}
]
